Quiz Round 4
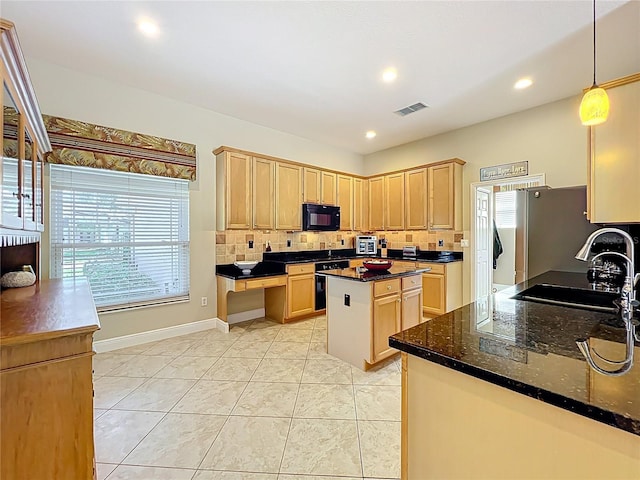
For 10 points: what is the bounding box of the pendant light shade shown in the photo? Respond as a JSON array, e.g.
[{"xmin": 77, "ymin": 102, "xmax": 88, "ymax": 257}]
[
  {"xmin": 580, "ymin": 86, "xmax": 610, "ymax": 126},
  {"xmin": 580, "ymin": 0, "xmax": 609, "ymax": 126}
]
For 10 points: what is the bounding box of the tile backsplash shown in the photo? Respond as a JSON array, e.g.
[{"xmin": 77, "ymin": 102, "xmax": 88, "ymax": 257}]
[{"xmin": 216, "ymin": 229, "xmax": 464, "ymax": 265}]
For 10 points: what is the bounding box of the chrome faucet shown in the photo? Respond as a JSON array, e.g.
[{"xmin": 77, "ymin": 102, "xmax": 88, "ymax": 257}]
[{"xmin": 575, "ymin": 228, "xmax": 639, "ymax": 376}]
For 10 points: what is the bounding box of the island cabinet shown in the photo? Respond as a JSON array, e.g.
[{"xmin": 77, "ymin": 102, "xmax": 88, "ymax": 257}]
[
  {"xmin": 1, "ymin": 19, "xmax": 50, "ymax": 232},
  {"xmin": 0, "ymin": 279, "xmax": 100, "ymax": 480},
  {"xmin": 587, "ymin": 73, "xmax": 640, "ymax": 223},
  {"xmin": 326, "ymin": 268, "xmax": 424, "ymax": 370}
]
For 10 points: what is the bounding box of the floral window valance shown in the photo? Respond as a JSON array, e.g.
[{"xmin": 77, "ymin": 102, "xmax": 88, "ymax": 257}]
[{"xmin": 43, "ymin": 115, "xmax": 197, "ymax": 181}]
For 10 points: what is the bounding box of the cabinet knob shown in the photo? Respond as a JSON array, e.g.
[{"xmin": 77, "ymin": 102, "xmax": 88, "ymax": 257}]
[
  {"xmin": 387, "ymin": 285, "xmax": 392, "ymax": 290},
  {"xmin": 397, "ymin": 298, "xmax": 401, "ymax": 303}
]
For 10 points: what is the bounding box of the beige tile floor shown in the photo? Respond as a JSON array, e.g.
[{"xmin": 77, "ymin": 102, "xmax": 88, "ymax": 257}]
[{"xmin": 94, "ymin": 315, "xmax": 402, "ymax": 480}]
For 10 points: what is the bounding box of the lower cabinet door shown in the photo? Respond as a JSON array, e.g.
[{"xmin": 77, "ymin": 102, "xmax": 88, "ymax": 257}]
[
  {"xmin": 372, "ymin": 293, "xmax": 401, "ymax": 363},
  {"xmin": 401, "ymin": 287, "xmax": 422, "ymax": 330},
  {"xmin": 287, "ymin": 273, "xmax": 315, "ymax": 318},
  {"xmin": 422, "ymin": 273, "xmax": 445, "ymax": 316}
]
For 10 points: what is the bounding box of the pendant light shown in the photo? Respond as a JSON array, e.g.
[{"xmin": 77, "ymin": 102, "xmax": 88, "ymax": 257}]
[{"xmin": 579, "ymin": 0, "xmax": 609, "ymax": 126}]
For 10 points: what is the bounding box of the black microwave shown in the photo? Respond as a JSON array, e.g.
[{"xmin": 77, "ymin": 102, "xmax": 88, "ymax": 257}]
[{"xmin": 302, "ymin": 203, "xmax": 340, "ymax": 231}]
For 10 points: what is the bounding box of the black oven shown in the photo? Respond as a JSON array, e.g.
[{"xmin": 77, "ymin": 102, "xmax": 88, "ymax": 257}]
[
  {"xmin": 315, "ymin": 260, "xmax": 350, "ymax": 310},
  {"xmin": 302, "ymin": 203, "xmax": 340, "ymax": 231}
]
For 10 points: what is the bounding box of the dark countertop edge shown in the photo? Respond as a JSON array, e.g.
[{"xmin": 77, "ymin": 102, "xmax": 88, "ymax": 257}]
[
  {"xmin": 216, "ymin": 271, "xmax": 287, "ymax": 280},
  {"xmin": 317, "ymin": 267, "xmax": 430, "ymax": 282},
  {"xmin": 389, "ymin": 336, "xmax": 640, "ymax": 437}
]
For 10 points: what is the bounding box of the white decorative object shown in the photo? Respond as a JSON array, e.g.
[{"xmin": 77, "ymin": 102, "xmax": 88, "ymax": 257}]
[
  {"xmin": 234, "ymin": 260, "xmax": 259, "ymax": 274},
  {"xmin": 1, "ymin": 266, "xmax": 36, "ymax": 288}
]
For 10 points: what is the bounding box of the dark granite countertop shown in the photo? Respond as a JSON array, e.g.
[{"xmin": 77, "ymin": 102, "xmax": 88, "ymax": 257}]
[
  {"xmin": 262, "ymin": 248, "xmax": 462, "ymax": 264},
  {"xmin": 216, "ymin": 261, "xmax": 286, "ymax": 280},
  {"xmin": 390, "ymin": 270, "xmax": 640, "ymax": 436},
  {"xmin": 317, "ymin": 265, "xmax": 429, "ymax": 282}
]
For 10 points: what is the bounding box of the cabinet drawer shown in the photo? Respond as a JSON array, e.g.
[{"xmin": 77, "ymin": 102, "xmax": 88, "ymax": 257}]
[
  {"xmin": 286, "ymin": 263, "xmax": 315, "ymax": 275},
  {"xmin": 419, "ymin": 263, "xmax": 445, "ymax": 275},
  {"xmin": 245, "ymin": 276, "xmax": 286, "ymax": 290},
  {"xmin": 402, "ymin": 274, "xmax": 421, "ymax": 291},
  {"xmin": 374, "ymin": 278, "xmax": 401, "ymax": 297}
]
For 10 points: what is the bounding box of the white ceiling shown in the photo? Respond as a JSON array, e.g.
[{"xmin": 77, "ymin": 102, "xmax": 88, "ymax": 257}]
[{"xmin": 2, "ymin": 1, "xmax": 639, "ymax": 155}]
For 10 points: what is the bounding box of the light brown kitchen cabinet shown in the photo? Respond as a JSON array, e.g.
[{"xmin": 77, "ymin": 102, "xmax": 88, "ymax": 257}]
[
  {"xmin": 401, "ymin": 278, "xmax": 423, "ymax": 331},
  {"xmin": 216, "ymin": 150, "xmax": 252, "ymax": 230},
  {"xmin": 372, "ymin": 286, "xmax": 402, "ymax": 364},
  {"xmin": 1, "ymin": 20, "xmax": 50, "ymax": 232},
  {"xmin": 275, "ymin": 162, "xmax": 303, "ymax": 230},
  {"xmin": 384, "ymin": 172, "xmax": 405, "ymax": 230},
  {"xmin": 587, "ymin": 73, "xmax": 640, "ymax": 223},
  {"xmin": 337, "ymin": 174, "xmax": 353, "ymax": 230},
  {"xmin": 303, "ymin": 167, "xmax": 321, "ymax": 204},
  {"xmin": 368, "ymin": 176, "xmax": 385, "ymax": 230},
  {"xmin": 321, "ymin": 171, "xmax": 337, "ymax": 205},
  {"xmin": 419, "ymin": 261, "xmax": 462, "ymax": 318},
  {"xmin": 428, "ymin": 160, "xmax": 463, "ymax": 230},
  {"xmin": 405, "ymin": 167, "xmax": 428, "ymax": 230},
  {"xmin": 286, "ymin": 265, "xmax": 316, "ymax": 318},
  {"xmin": 353, "ymin": 177, "xmax": 367, "ymax": 231},
  {"xmin": 1, "ymin": 279, "xmax": 100, "ymax": 480},
  {"xmin": 252, "ymin": 157, "xmax": 275, "ymax": 230}
]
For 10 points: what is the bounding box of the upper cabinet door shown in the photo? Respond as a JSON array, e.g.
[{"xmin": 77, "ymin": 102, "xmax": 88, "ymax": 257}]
[
  {"xmin": 336, "ymin": 174, "xmax": 353, "ymax": 231},
  {"xmin": 1, "ymin": 82, "xmax": 23, "ymax": 229},
  {"xmin": 405, "ymin": 168, "xmax": 428, "ymax": 230},
  {"xmin": 22, "ymin": 126, "xmax": 36, "ymax": 231},
  {"xmin": 275, "ymin": 162, "xmax": 303, "ymax": 230},
  {"xmin": 353, "ymin": 177, "xmax": 368, "ymax": 232},
  {"xmin": 588, "ymin": 76, "xmax": 640, "ymax": 223},
  {"xmin": 217, "ymin": 151, "xmax": 252, "ymax": 230},
  {"xmin": 303, "ymin": 167, "xmax": 321, "ymax": 204},
  {"xmin": 384, "ymin": 172, "xmax": 405, "ymax": 230},
  {"xmin": 428, "ymin": 162, "xmax": 462, "ymax": 230},
  {"xmin": 321, "ymin": 171, "xmax": 337, "ymax": 205},
  {"xmin": 368, "ymin": 176, "xmax": 385, "ymax": 231},
  {"xmin": 252, "ymin": 157, "xmax": 275, "ymax": 230}
]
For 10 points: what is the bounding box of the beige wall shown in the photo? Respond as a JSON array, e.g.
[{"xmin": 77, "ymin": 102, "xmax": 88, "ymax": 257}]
[
  {"xmin": 28, "ymin": 59, "xmax": 364, "ymax": 341},
  {"xmin": 364, "ymin": 95, "xmax": 589, "ymax": 303}
]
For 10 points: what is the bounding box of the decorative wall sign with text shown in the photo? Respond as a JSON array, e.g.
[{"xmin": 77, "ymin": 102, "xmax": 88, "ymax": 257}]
[{"xmin": 480, "ymin": 161, "xmax": 528, "ymax": 181}]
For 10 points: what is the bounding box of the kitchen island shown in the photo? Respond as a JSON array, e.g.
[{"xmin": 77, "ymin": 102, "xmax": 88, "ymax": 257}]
[
  {"xmin": 319, "ymin": 264, "xmax": 429, "ymax": 370},
  {"xmin": 390, "ymin": 271, "xmax": 639, "ymax": 479}
]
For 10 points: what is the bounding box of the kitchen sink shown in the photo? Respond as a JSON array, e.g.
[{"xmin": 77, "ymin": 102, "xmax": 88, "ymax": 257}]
[{"xmin": 511, "ymin": 284, "xmax": 619, "ymax": 313}]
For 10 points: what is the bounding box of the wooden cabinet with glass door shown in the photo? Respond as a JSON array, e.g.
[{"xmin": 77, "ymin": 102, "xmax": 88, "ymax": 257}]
[{"xmin": 0, "ymin": 20, "xmax": 50, "ymax": 233}]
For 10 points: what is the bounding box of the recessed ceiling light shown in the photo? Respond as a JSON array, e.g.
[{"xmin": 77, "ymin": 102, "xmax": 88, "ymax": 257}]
[
  {"xmin": 514, "ymin": 78, "xmax": 533, "ymax": 90},
  {"xmin": 138, "ymin": 19, "xmax": 159, "ymax": 37},
  {"xmin": 382, "ymin": 68, "xmax": 397, "ymax": 83},
  {"xmin": 365, "ymin": 131, "xmax": 377, "ymax": 139}
]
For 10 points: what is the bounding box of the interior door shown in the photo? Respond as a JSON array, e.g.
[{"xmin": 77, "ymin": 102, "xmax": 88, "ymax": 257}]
[{"xmin": 475, "ymin": 187, "xmax": 492, "ymax": 301}]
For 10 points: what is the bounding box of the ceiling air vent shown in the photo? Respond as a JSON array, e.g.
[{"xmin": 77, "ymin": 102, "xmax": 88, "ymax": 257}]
[{"xmin": 394, "ymin": 102, "xmax": 428, "ymax": 117}]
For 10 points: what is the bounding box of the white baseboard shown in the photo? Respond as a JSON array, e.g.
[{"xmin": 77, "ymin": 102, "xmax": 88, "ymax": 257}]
[
  {"xmin": 227, "ymin": 308, "xmax": 265, "ymax": 324},
  {"xmin": 215, "ymin": 317, "xmax": 230, "ymax": 333},
  {"xmin": 94, "ymin": 318, "xmax": 218, "ymax": 353}
]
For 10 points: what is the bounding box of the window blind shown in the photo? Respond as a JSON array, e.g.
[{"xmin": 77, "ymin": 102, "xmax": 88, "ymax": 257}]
[
  {"xmin": 494, "ymin": 190, "xmax": 517, "ymax": 229},
  {"xmin": 50, "ymin": 164, "xmax": 190, "ymax": 311}
]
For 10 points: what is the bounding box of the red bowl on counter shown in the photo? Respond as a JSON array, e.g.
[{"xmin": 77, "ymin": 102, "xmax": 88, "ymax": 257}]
[{"xmin": 362, "ymin": 260, "xmax": 393, "ymax": 271}]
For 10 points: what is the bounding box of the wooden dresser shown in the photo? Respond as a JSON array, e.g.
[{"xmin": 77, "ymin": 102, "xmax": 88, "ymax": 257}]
[{"xmin": 1, "ymin": 278, "xmax": 100, "ymax": 479}]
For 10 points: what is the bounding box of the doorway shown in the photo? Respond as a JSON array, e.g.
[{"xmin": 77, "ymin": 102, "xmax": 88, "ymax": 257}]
[{"xmin": 471, "ymin": 174, "xmax": 546, "ymax": 301}]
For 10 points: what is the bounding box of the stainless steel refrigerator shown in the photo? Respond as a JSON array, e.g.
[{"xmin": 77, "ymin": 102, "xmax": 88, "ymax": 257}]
[{"xmin": 515, "ymin": 186, "xmax": 599, "ymax": 283}]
